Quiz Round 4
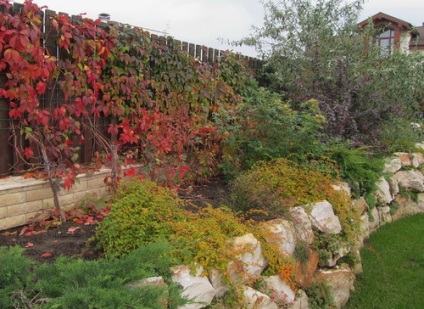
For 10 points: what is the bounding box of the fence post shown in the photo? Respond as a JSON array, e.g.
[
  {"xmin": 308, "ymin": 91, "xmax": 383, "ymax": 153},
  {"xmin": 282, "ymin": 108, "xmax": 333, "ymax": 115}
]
[{"xmin": 0, "ymin": 74, "xmax": 12, "ymax": 177}]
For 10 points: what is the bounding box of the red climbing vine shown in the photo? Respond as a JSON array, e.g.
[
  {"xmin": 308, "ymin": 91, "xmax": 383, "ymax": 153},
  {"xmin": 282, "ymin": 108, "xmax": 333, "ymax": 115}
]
[{"xmin": 0, "ymin": 0, "xmax": 254, "ymax": 217}]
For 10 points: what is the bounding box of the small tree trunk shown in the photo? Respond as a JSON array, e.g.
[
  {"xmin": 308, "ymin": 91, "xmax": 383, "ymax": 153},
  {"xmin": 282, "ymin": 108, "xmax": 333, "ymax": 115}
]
[
  {"xmin": 40, "ymin": 146, "xmax": 66, "ymax": 222},
  {"xmin": 110, "ymin": 144, "xmax": 119, "ymax": 194}
]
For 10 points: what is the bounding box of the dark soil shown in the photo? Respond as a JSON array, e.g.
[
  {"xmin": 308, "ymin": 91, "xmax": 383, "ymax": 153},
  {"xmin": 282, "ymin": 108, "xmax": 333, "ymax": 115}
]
[
  {"xmin": 0, "ymin": 180, "xmax": 230, "ymax": 263},
  {"xmin": 0, "ymin": 221, "xmax": 101, "ymax": 263}
]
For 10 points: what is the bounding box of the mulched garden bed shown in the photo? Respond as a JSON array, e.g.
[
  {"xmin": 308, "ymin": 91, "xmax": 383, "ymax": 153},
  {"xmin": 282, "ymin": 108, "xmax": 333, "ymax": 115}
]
[{"xmin": 0, "ymin": 180, "xmax": 230, "ymax": 263}]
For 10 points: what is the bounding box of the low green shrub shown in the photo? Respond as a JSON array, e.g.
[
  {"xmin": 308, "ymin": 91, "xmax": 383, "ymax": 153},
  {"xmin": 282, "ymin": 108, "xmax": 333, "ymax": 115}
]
[
  {"xmin": 93, "ymin": 179, "xmax": 298, "ymax": 304},
  {"xmin": 0, "ymin": 247, "xmax": 34, "ymax": 309},
  {"xmin": 94, "ymin": 180, "xmax": 251, "ymax": 272},
  {"xmin": 311, "ymin": 231, "xmax": 344, "ymax": 267},
  {"xmin": 0, "ymin": 243, "xmax": 187, "ymax": 309},
  {"xmin": 325, "ymin": 141, "xmax": 384, "ymax": 199},
  {"xmin": 230, "ymin": 158, "xmax": 360, "ymax": 244},
  {"xmin": 94, "ymin": 180, "xmax": 186, "ymax": 256},
  {"xmin": 294, "ymin": 241, "xmax": 310, "ymax": 265},
  {"xmin": 304, "ymin": 280, "xmax": 335, "ymax": 309},
  {"xmin": 380, "ymin": 117, "xmax": 424, "ymax": 153}
]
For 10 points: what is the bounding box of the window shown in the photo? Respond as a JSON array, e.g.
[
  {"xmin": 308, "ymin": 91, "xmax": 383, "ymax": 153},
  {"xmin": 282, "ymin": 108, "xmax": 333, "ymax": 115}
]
[{"xmin": 378, "ymin": 29, "xmax": 395, "ymax": 55}]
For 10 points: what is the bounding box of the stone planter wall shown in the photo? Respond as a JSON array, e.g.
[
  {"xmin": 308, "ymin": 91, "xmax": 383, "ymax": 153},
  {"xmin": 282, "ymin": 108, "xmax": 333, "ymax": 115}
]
[
  {"xmin": 163, "ymin": 149, "xmax": 424, "ymax": 309},
  {"xmin": 0, "ymin": 169, "xmax": 111, "ymax": 230}
]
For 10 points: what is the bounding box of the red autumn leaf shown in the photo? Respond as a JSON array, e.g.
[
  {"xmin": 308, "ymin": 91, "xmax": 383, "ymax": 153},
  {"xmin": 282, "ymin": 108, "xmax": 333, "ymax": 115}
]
[
  {"xmin": 63, "ymin": 172, "xmax": 76, "ymax": 190},
  {"xmin": 73, "ymin": 218, "xmax": 84, "ymax": 224},
  {"xmin": 84, "ymin": 216, "xmax": 98, "ymax": 225},
  {"xmin": 19, "ymin": 226, "xmax": 29, "ymax": 236},
  {"xmin": 99, "ymin": 206, "xmax": 111, "ymax": 216},
  {"xmin": 178, "ymin": 166, "xmax": 190, "ymax": 180},
  {"xmin": 35, "ymin": 81, "xmax": 47, "ymax": 95},
  {"xmin": 107, "ymin": 123, "xmax": 119, "ymax": 136},
  {"xmin": 2, "ymin": 231, "xmax": 16, "ymax": 236},
  {"xmin": 41, "ymin": 252, "xmax": 52, "ymax": 258},
  {"xmin": 24, "ymin": 242, "xmax": 34, "ymax": 248},
  {"xmin": 124, "ymin": 166, "xmax": 137, "ymax": 177},
  {"xmin": 0, "ymin": 88, "xmax": 7, "ymax": 97},
  {"xmin": 3, "ymin": 48, "xmax": 21, "ymax": 65},
  {"xmin": 22, "ymin": 147, "xmax": 34, "ymax": 160},
  {"xmin": 67, "ymin": 226, "xmax": 80, "ymax": 235},
  {"xmin": 28, "ymin": 230, "xmax": 47, "ymax": 236}
]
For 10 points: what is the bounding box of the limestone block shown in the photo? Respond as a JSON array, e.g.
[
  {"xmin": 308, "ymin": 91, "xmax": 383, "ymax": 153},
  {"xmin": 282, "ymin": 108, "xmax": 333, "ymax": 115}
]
[
  {"xmin": 349, "ymin": 247, "xmax": 363, "ymax": 275},
  {"xmin": 261, "ymin": 275, "xmax": 296, "ymax": 305},
  {"xmin": 0, "ymin": 207, "xmax": 6, "ymax": 219},
  {"xmin": 314, "ymin": 265, "xmax": 355, "ymax": 309},
  {"xmin": 171, "ymin": 265, "xmax": 216, "ymax": 309},
  {"xmin": 324, "ymin": 244, "xmax": 350, "ymax": 268},
  {"xmin": 359, "ymin": 214, "xmax": 370, "ymax": 242},
  {"xmin": 6, "ymin": 201, "xmax": 42, "ymax": 216},
  {"xmin": 331, "ymin": 182, "xmax": 351, "ymax": 197},
  {"xmin": 383, "ymin": 156, "xmax": 402, "ymax": 174},
  {"xmin": 393, "ymin": 152, "xmax": 413, "ymax": 167},
  {"xmin": 352, "ymin": 197, "xmax": 369, "ymax": 216},
  {"xmin": 417, "ymin": 193, "xmax": 424, "ymax": 210},
  {"xmin": 128, "ymin": 276, "xmax": 168, "ymax": 308},
  {"xmin": 368, "ymin": 207, "xmax": 380, "ymax": 232},
  {"xmin": 0, "ymin": 192, "xmax": 26, "ymax": 207},
  {"xmin": 129, "ymin": 276, "xmax": 167, "ymax": 289},
  {"xmin": 288, "ymin": 290, "xmax": 310, "ymax": 309},
  {"xmin": 0, "ymin": 214, "xmax": 26, "ymax": 230},
  {"xmin": 375, "ymin": 177, "xmax": 393, "ymax": 204},
  {"xmin": 415, "ymin": 142, "xmax": 424, "ymax": 150},
  {"xmin": 261, "ymin": 219, "xmax": 296, "ymax": 256},
  {"xmin": 289, "ymin": 207, "xmax": 314, "ymax": 245},
  {"xmin": 392, "ymin": 170, "xmax": 424, "ymax": 192},
  {"xmin": 388, "ymin": 177, "xmax": 400, "ymax": 196},
  {"xmin": 242, "ymin": 286, "xmax": 279, "ymax": 309},
  {"xmin": 411, "ymin": 153, "xmax": 424, "ymax": 166},
  {"xmin": 207, "ymin": 269, "xmax": 228, "ymax": 298},
  {"xmin": 86, "ymin": 177, "xmax": 107, "ymax": 190},
  {"xmin": 228, "ymin": 233, "xmax": 268, "ymax": 284},
  {"xmin": 294, "ymin": 250, "xmax": 319, "ymax": 287},
  {"xmin": 26, "ymin": 188, "xmax": 54, "ymax": 202},
  {"xmin": 378, "ymin": 206, "xmax": 392, "ymax": 225},
  {"xmin": 308, "ymin": 201, "xmax": 342, "ymax": 234},
  {"xmin": 391, "ymin": 196, "xmax": 424, "ymax": 221},
  {"xmin": 412, "ymin": 153, "xmax": 424, "ymax": 167}
]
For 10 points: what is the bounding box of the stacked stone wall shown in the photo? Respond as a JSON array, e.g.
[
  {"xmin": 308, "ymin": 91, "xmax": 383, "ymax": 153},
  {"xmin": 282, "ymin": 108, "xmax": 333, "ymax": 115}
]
[{"xmin": 0, "ymin": 169, "xmax": 111, "ymax": 230}]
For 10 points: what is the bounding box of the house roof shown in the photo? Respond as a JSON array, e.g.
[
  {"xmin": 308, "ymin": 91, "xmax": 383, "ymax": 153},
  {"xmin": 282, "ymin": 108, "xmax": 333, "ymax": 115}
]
[
  {"xmin": 410, "ymin": 26, "xmax": 424, "ymax": 47},
  {"xmin": 358, "ymin": 12, "xmax": 414, "ymax": 30},
  {"xmin": 358, "ymin": 12, "xmax": 423, "ymax": 48}
]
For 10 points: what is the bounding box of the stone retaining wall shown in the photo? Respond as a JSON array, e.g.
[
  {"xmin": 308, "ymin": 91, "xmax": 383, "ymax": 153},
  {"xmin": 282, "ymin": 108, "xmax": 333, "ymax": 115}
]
[
  {"xmin": 0, "ymin": 169, "xmax": 111, "ymax": 230},
  {"xmin": 162, "ymin": 150, "xmax": 424, "ymax": 308}
]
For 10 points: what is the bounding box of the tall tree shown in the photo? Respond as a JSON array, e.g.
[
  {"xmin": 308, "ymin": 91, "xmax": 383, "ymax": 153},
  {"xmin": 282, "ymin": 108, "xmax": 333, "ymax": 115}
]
[{"xmin": 242, "ymin": 0, "xmax": 424, "ymax": 147}]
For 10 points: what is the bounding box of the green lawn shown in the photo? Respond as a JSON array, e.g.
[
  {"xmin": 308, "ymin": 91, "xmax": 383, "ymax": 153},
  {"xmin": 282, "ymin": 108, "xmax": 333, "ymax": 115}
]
[{"xmin": 345, "ymin": 214, "xmax": 424, "ymax": 309}]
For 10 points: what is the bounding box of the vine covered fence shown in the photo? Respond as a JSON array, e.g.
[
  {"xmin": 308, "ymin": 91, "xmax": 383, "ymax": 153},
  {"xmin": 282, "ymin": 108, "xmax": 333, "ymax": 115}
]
[{"xmin": 0, "ymin": 2, "xmax": 261, "ymax": 177}]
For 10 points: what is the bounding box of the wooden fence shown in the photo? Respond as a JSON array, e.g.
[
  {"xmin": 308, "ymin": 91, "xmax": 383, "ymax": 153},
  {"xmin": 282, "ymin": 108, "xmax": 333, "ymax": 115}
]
[{"xmin": 0, "ymin": 3, "xmax": 261, "ymax": 177}]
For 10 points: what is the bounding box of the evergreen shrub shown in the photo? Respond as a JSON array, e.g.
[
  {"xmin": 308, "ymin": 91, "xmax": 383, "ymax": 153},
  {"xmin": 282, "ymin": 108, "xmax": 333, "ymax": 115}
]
[
  {"xmin": 0, "ymin": 244, "xmax": 187, "ymax": 309},
  {"xmin": 216, "ymin": 88, "xmax": 327, "ymax": 178}
]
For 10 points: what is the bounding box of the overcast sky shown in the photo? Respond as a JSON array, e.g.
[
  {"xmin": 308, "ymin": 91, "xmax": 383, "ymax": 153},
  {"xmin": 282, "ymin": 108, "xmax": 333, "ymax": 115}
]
[{"xmin": 14, "ymin": 0, "xmax": 424, "ymax": 57}]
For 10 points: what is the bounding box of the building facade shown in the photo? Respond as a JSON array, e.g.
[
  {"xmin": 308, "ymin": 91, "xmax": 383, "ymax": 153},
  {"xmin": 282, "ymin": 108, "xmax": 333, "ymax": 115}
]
[{"xmin": 358, "ymin": 12, "xmax": 424, "ymax": 55}]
